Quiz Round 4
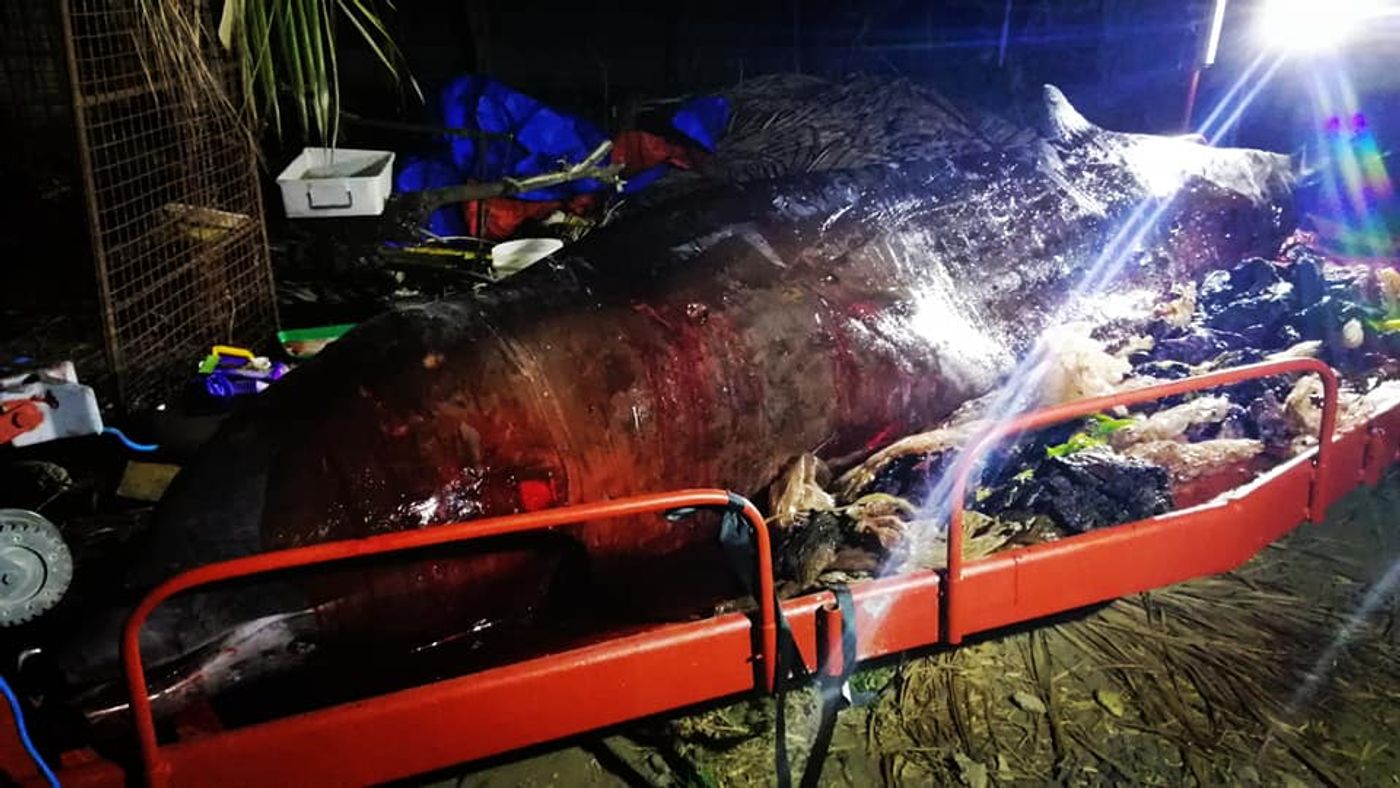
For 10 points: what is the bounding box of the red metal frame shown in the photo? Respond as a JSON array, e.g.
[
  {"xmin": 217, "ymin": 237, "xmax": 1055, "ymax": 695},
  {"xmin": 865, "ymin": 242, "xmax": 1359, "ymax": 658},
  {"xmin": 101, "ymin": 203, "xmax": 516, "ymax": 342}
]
[
  {"xmin": 5, "ymin": 359, "xmax": 1400, "ymax": 787},
  {"xmin": 122, "ymin": 490, "xmax": 774, "ymax": 787}
]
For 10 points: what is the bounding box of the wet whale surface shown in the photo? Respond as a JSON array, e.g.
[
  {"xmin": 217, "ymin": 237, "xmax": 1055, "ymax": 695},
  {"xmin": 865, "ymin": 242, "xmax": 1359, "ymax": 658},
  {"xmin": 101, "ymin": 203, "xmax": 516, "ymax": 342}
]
[{"xmin": 57, "ymin": 87, "xmax": 1296, "ymax": 722}]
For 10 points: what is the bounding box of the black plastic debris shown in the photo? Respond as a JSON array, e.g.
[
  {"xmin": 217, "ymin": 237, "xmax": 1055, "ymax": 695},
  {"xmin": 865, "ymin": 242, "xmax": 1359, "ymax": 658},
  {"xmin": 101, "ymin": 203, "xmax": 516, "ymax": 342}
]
[
  {"xmin": 1199, "ymin": 257, "xmax": 1283, "ymax": 317},
  {"xmin": 773, "ymin": 510, "xmax": 846, "ymax": 590},
  {"xmin": 979, "ymin": 448, "xmax": 1172, "ymax": 534},
  {"xmin": 1151, "ymin": 255, "xmax": 1376, "ymax": 370},
  {"xmin": 860, "ymin": 451, "xmax": 955, "ymax": 501},
  {"xmin": 1183, "ymin": 402, "xmax": 1249, "ymax": 441},
  {"xmin": 1204, "ymin": 279, "xmax": 1295, "ymax": 337},
  {"xmin": 854, "ymin": 425, "xmax": 1075, "ymax": 506},
  {"xmin": 1294, "ymin": 297, "xmax": 1343, "ymax": 351},
  {"xmin": 1246, "ymin": 389, "xmax": 1293, "ymax": 452},
  {"xmin": 1154, "ymin": 326, "xmax": 1247, "ymax": 365},
  {"xmin": 1133, "ymin": 359, "xmax": 1195, "ymax": 380},
  {"xmin": 1292, "ymin": 256, "xmax": 1325, "ymax": 306}
]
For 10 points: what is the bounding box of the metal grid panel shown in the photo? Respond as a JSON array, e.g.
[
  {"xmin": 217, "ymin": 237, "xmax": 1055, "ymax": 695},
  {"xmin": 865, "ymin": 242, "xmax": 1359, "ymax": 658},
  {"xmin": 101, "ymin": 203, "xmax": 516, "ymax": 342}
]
[
  {"xmin": 63, "ymin": 0, "xmax": 276, "ymax": 409},
  {"xmin": 0, "ymin": 0, "xmax": 113, "ymax": 396}
]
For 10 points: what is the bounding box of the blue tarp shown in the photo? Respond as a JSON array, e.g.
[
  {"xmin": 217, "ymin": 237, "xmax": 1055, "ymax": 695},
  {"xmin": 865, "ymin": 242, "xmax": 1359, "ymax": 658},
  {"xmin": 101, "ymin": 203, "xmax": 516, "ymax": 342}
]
[
  {"xmin": 397, "ymin": 76, "xmax": 729, "ymax": 237},
  {"xmin": 396, "ymin": 153, "xmax": 470, "ymax": 237},
  {"xmin": 671, "ymin": 95, "xmax": 729, "ymax": 153},
  {"xmin": 439, "ymin": 75, "xmax": 610, "ymax": 200}
]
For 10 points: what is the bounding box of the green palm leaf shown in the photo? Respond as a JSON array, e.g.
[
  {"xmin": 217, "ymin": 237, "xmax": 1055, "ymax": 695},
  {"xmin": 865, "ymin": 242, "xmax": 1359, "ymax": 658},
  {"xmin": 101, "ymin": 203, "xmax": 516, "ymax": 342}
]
[{"xmin": 139, "ymin": 0, "xmax": 415, "ymax": 145}]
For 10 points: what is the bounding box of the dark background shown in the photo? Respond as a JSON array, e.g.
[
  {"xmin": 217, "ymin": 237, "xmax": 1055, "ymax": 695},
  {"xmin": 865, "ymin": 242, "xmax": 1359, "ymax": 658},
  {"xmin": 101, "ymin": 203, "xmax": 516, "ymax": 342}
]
[{"xmin": 326, "ymin": 0, "xmax": 1400, "ymax": 156}]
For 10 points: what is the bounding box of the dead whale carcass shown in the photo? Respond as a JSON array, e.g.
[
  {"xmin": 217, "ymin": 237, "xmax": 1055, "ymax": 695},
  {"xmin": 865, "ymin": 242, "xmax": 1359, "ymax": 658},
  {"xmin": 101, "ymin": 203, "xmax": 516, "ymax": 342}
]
[{"xmin": 58, "ymin": 87, "xmax": 1296, "ymax": 718}]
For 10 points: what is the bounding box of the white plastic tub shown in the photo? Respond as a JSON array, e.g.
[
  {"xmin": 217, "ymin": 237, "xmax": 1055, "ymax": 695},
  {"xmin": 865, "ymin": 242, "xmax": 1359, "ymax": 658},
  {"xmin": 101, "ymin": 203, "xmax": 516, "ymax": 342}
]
[{"xmin": 276, "ymin": 147, "xmax": 396, "ymax": 218}]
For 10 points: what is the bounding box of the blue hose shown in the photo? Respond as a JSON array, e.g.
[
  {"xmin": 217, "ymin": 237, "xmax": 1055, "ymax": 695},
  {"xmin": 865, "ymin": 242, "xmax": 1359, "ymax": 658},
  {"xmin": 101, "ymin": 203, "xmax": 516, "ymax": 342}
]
[
  {"xmin": 0, "ymin": 674, "xmax": 59, "ymax": 787},
  {"xmin": 103, "ymin": 427, "xmax": 159, "ymax": 453}
]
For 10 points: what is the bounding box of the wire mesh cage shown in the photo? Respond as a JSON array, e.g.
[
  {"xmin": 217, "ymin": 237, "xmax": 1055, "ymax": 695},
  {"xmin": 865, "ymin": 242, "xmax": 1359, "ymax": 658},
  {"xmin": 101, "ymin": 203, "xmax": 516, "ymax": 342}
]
[
  {"xmin": 0, "ymin": 0, "xmax": 112, "ymax": 393},
  {"xmin": 1, "ymin": 0, "xmax": 276, "ymax": 411}
]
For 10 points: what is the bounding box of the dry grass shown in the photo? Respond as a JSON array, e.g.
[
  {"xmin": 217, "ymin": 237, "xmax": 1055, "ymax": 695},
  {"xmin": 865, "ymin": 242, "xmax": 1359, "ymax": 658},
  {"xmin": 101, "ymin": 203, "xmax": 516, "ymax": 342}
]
[
  {"xmin": 871, "ymin": 575, "xmax": 1376, "ymax": 785},
  {"xmin": 655, "ymin": 474, "xmax": 1400, "ymax": 787}
]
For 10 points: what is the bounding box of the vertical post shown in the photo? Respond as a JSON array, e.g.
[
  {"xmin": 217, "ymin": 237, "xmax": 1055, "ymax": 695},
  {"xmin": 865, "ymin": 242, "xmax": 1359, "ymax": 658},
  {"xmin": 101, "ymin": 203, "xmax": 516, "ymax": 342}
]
[
  {"xmin": 1308, "ymin": 367, "xmax": 1340, "ymax": 522},
  {"xmin": 1183, "ymin": 68, "xmax": 1204, "ymax": 131},
  {"xmin": 1185, "ymin": 0, "xmax": 1229, "ymax": 131},
  {"xmin": 58, "ymin": 0, "xmax": 127, "ymax": 408}
]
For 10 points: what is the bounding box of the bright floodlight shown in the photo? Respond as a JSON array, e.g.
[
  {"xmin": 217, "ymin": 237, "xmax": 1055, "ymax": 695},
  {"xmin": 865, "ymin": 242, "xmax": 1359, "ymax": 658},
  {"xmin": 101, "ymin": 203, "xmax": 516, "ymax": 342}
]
[{"xmin": 1255, "ymin": 0, "xmax": 1379, "ymax": 52}]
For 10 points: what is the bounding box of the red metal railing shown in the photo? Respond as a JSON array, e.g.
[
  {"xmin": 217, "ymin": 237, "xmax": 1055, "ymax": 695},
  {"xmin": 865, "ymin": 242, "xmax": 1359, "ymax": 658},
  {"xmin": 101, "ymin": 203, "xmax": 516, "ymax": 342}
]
[
  {"xmin": 943, "ymin": 357, "xmax": 1339, "ymax": 644},
  {"xmin": 121, "ymin": 489, "xmax": 773, "ymax": 788}
]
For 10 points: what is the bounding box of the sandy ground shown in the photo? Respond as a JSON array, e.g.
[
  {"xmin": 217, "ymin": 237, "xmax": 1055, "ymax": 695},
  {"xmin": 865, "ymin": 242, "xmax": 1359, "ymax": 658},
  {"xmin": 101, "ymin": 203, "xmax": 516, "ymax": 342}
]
[{"xmin": 419, "ymin": 469, "xmax": 1400, "ymax": 788}]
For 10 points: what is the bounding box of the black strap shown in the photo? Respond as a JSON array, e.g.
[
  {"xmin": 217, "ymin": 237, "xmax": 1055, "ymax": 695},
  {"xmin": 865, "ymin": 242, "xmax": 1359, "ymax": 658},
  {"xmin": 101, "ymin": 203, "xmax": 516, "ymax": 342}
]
[
  {"xmin": 830, "ymin": 584, "xmax": 876, "ymax": 707},
  {"xmin": 796, "ymin": 583, "xmax": 858, "ymax": 788},
  {"xmin": 773, "ymin": 622, "xmax": 796, "ymax": 788},
  {"xmin": 669, "ymin": 501, "xmax": 858, "ymax": 788},
  {"xmin": 667, "ymin": 497, "xmax": 806, "ymax": 669},
  {"xmin": 831, "ymin": 583, "xmax": 858, "ymax": 681}
]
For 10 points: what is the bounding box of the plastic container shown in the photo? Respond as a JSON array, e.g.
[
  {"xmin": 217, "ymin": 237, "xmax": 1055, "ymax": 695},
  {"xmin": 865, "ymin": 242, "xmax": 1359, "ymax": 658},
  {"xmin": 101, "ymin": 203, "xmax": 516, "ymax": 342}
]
[
  {"xmin": 492, "ymin": 238, "xmax": 564, "ymax": 277},
  {"xmin": 204, "ymin": 372, "xmax": 268, "ymax": 400},
  {"xmin": 277, "ymin": 324, "xmax": 357, "ymax": 359},
  {"xmin": 276, "ymin": 148, "xmax": 395, "ymax": 218}
]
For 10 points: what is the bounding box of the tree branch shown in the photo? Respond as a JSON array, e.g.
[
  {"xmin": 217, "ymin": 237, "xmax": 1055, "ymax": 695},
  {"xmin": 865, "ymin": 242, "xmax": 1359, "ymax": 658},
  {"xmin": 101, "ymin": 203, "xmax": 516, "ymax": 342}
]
[{"xmin": 385, "ymin": 141, "xmax": 623, "ymax": 240}]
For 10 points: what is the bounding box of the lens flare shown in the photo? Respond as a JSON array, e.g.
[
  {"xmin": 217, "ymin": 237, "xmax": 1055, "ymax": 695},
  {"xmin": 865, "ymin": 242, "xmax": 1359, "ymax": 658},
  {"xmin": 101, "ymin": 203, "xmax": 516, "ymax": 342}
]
[
  {"xmin": 1254, "ymin": 0, "xmax": 1382, "ymax": 52},
  {"xmin": 1302, "ymin": 60, "xmax": 1397, "ymax": 257},
  {"xmin": 1270, "ymin": 553, "xmax": 1400, "ymax": 742}
]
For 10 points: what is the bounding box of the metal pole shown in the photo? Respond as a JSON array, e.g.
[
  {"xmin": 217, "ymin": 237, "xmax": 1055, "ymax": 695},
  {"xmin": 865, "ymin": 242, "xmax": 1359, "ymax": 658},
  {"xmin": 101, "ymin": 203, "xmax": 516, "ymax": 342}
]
[
  {"xmin": 1185, "ymin": 0, "xmax": 1229, "ymax": 130},
  {"xmin": 58, "ymin": 0, "xmax": 127, "ymax": 408},
  {"xmin": 1183, "ymin": 67, "xmax": 1204, "ymax": 131}
]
